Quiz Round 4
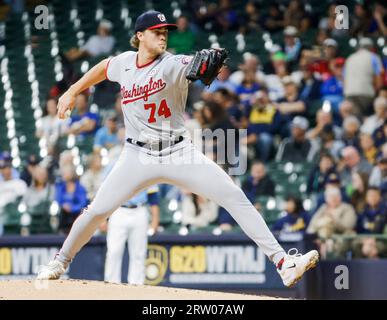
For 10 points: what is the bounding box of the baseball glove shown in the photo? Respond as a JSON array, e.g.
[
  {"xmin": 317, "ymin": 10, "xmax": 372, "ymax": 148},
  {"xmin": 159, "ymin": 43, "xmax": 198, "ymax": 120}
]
[{"xmin": 186, "ymin": 48, "xmax": 229, "ymax": 86}]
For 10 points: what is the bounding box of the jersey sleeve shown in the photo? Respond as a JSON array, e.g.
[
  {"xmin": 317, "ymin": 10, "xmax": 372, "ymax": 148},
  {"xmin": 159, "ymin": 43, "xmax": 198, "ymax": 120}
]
[
  {"xmin": 166, "ymin": 54, "xmax": 193, "ymax": 89},
  {"xmin": 105, "ymin": 51, "xmax": 132, "ymax": 83}
]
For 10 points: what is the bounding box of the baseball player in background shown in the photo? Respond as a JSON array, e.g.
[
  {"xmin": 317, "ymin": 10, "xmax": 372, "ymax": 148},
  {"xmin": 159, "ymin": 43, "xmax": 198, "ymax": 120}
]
[
  {"xmin": 104, "ymin": 186, "xmax": 159, "ymax": 285},
  {"xmin": 38, "ymin": 10, "xmax": 319, "ymax": 287}
]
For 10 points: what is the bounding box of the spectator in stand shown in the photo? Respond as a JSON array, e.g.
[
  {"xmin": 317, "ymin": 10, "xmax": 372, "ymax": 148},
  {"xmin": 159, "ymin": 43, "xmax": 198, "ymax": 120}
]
[
  {"xmin": 19, "ymin": 154, "xmax": 41, "ymax": 187},
  {"xmin": 360, "ymin": 133, "xmax": 379, "ymax": 165},
  {"xmin": 339, "ymin": 146, "xmax": 373, "ymax": 211},
  {"xmin": 0, "ymin": 156, "xmax": 27, "ymax": 210},
  {"xmin": 357, "ymin": 187, "xmax": 387, "ymax": 234},
  {"xmin": 93, "ymin": 114, "xmax": 120, "ymax": 152},
  {"xmin": 357, "ymin": 237, "xmax": 386, "ymax": 259},
  {"xmin": 361, "ymin": 96, "xmax": 387, "ymax": 135},
  {"xmin": 379, "ymin": 86, "xmax": 387, "ymax": 99},
  {"xmin": 307, "ymin": 110, "xmax": 342, "ymax": 148},
  {"xmin": 307, "ymin": 153, "xmax": 336, "ymax": 195},
  {"xmin": 264, "ymin": 51, "xmax": 290, "ymax": 101},
  {"xmin": 65, "ymin": 92, "xmax": 99, "ymax": 138},
  {"xmin": 200, "ymin": 101, "xmax": 236, "ymax": 166},
  {"xmin": 338, "ymin": 99, "xmax": 357, "ymax": 127},
  {"xmin": 282, "ymin": 26, "xmax": 302, "ymax": 68},
  {"xmin": 235, "ymin": 69, "xmax": 261, "ymax": 107},
  {"xmin": 369, "ymin": 155, "xmax": 387, "ymax": 197},
  {"xmin": 261, "ymin": 3, "xmax": 284, "ymax": 33},
  {"xmin": 276, "ymin": 76, "xmax": 306, "ymax": 136},
  {"xmin": 22, "ymin": 166, "xmax": 54, "ymax": 209},
  {"xmin": 339, "ymin": 146, "xmax": 373, "ymax": 184},
  {"xmin": 283, "ymin": 0, "xmax": 311, "ymax": 33},
  {"xmin": 317, "ymin": 38, "xmax": 339, "ymax": 81},
  {"xmin": 272, "ymin": 195, "xmax": 310, "ymax": 235},
  {"xmin": 181, "ymin": 191, "xmax": 218, "ymax": 228},
  {"xmin": 242, "ymin": 161, "xmax": 275, "ymax": 205},
  {"xmin": 276, "ymin": 116, "xmax": 318, "ymax": 163},
  {"xmin": 168, "ymin": 15, "xmax": 196, "ymax": 54},
  {"xmin": 373, "ymin": 119, "xmax": 387, "ymax": 148},
  {"xmin": 318, "ymin": 3, "xmax": 348, "ymax": 38},
  {"xmin": 318, "ymin": 124, "xmax": 345, "ymax": 160},
  {"xmin": 80, "ymin": 153, "xmax": 105, "ymax": 201},
  {"xmin": 212, "ymin": 88, "xmax": 244, "ymax": 129},
  {"xmin": 342, "ymin": 116, "xmax": 361, "ymax": 150},
  {"xmin": 211, "ymin": 0, "xmax": 239, "ymax": 34},
  {"xmin": 307, "ymin": 186, "xmax": 357, "ymax": 238},
  {"xmin": 351, "ymin": 2, "xmax": 379, "ymax": 37},
  {"xmin": 229, "ymin": 52, "xmax": 265, "ymax": 86},
  {"xmin": 65, "ymin": 20, "xmax": 115, "ymax": 62},
  {"xmin": 374, "ymin": 1, "xmax": 387, "ymax": 37},
  {"xmin": 298, "ymin": 63, "xmax": 322, "ymax": 105},
  {"xmin": 0, "ymin": 152, "xmax": 19, "ymax": 182},
  {"xmin": 344, "ymin": 38, "xmax": 384, "ymax": 118},
  {"xmin": 238, "ymin": 1, "xmax": 261, "ymax": 34},
  {"xmin": 321, "ymin": 57, "xmax": 345, "ymax": 115},
  {"xmin": 244, "ymin": 89, "xmax": 281, "ymax": 161},
  {"xmin": 313, "ymin": 172, "xmax": 351, "ymax": 213},
  {"xmin": 36, "ymin": 97, "xmax": 65, "ymax": 149},
  {"xmin": 56, "ymin": 165, "xmax": 88, "ymax": 234},
  {"xmin": 197, "ymin": 0, "xmax": 238, "ymax": 34}
]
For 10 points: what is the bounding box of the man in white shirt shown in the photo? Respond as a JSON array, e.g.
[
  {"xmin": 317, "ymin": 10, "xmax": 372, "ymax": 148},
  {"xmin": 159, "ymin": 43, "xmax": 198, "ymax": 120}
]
[
  {"xmin": 65, "ymin": 20, "xmax": 116, "ymax": 62},
  {"xmin": 0, "ymin": 156, "xmax": 27, "ymax": 235},
  {"xmin": 361, "ymin": 97, "xmax": 387, "ymax": 135}
]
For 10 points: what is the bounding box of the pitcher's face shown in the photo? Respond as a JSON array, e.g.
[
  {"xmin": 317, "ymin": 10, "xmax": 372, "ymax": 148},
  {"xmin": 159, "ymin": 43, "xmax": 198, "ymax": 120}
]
[{"xmin": 138, "ymin": 27, "xmax": 168, "ymax": 56}]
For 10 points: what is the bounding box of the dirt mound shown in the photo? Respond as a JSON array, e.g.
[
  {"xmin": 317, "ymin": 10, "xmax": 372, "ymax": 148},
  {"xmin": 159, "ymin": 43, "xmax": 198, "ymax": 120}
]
[{"xmin": 0, "ymin": 279, "xmax": 284, "ymax": 300}]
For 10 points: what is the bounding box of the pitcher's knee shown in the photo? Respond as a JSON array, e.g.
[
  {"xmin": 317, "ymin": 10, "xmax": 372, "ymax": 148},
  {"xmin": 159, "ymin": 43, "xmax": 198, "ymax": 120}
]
[{"xmin": 84, "ymin": 204, "xmax": 115, "ymax": 220}]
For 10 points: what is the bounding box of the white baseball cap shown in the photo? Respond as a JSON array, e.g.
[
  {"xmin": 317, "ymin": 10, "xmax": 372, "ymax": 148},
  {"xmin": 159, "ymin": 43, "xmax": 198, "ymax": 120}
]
[
  {"xmin": 291, "ymin": 116, "xmax": 309, "ymax": 131},
  {"xmin": 284, "ymin": 26, "xmax": 298, "ymax": 36},
  {"xmin": 99, "ymin": 19, "xmax": 113, "ymax": 31},
  {"xmin": 323, "ymin": 38, "xmax": 338, "ymax": 47}
]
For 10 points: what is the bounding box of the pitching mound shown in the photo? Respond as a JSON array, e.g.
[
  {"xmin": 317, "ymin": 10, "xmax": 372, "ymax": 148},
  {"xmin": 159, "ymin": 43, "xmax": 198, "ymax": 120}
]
[{"xmin": 0, "ymin": 280, "xmax": 284, "ymax": 300}]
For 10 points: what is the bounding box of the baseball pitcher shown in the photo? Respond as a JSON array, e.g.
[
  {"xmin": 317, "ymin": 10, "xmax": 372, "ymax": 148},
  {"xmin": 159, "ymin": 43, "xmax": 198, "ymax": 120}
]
[{"xmin": 37, "ymin": 10, "xmax": 319, "ymax": 287}]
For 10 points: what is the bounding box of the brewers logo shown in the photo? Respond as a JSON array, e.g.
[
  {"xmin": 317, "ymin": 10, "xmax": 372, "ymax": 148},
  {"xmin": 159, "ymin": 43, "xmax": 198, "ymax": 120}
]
[{"xmin": 144, "ymin": 245, "xmax": 168, "ymax": 285}]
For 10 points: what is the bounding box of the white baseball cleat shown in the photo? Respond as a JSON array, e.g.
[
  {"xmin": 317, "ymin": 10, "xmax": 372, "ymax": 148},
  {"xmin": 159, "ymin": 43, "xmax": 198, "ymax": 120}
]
[
  {"xmin": 37, "ymin": 259, "xmax": 68, "ymax": 280},
  {"xmin": 277, "ymin": 249, "xmax": 319, "ymax": 288}
]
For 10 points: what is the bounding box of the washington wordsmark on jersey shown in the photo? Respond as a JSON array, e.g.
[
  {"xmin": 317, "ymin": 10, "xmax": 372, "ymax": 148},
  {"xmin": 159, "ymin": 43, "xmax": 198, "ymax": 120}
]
[{"xmin": 106, "ymin": 51, "xmax": 193, "ymax": 143}]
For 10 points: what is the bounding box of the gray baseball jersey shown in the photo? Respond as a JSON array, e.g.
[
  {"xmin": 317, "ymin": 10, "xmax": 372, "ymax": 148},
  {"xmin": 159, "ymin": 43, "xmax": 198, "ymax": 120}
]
[
  {"xmin": 106, "ymin": 51, "xmax": 192, "ymax": 142},
  {"xmin": 55, "ymin": 51, "xmax": 286, "ymax": 272}
]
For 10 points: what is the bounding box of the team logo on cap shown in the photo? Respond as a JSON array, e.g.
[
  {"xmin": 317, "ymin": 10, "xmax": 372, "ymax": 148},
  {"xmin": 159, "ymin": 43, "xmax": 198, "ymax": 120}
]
[{"xmin": 157, "ymin": 14, "xmax": 166, "ymax": 22}]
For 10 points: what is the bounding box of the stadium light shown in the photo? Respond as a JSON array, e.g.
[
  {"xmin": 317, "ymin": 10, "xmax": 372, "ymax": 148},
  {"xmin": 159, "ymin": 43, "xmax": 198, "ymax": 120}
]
[
  {"xmin": 168, "ymin": 199, "xmax": 178, "ymax": 211},
  {"xmin": 178, "ymin": 226, "xmax": 189, "ymax": 236},
  {"xmin": 12, "ymin": 157, "xmax": 21, "ymax": 168},
  {"xmin": 39, "ymin": 148, "xmax": 48, "ymax": 158},
  {"xmin": 322, "ymin": 100, "xmax": 332, "ymax": 112},
  {"xmin": 172, "ymin": 210, "xmax": 182, "ymax": 223},
  {"xmin": 5, "ymin": 109, "xmax": 14, "ymax": 120},
  {"xmin": 303, "ymin": 198, "xmax": 312, "ymax": 211},
  {"xmin": 50, "ymin": 202, "xmax": 60, "ymax": 216},
  {"xmin": 212, "ymin": 227, "xmax": 222, "ymax": 236},
  {"xmin": 18, "ymin": 202, "xmax": 27, "ymax": 213},
  {"xmin": 266, "ymin": 197, "xmax": 276, "ymax": 210},
  {"xmin": 76, "ymin": 165, "xmax": 84, "ymax": 176},
  {"xmin": 20, "ymin": 213, "xmax": 32, "ymax": 227},
  {"xmin": 19, "ymin": 135, "xmax": 26, "ymax": 144}
]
